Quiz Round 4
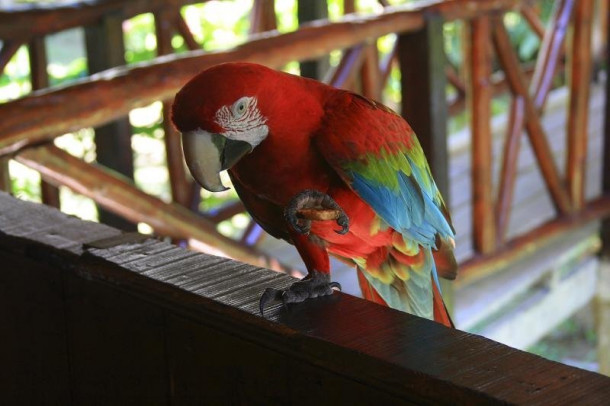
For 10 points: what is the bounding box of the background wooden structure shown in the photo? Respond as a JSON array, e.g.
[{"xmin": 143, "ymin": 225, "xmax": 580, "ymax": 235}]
[
  {"xmin": 0, "ymin": 0, "xmax": 609, "ymax": 375},
  {"xmin": 2, "ymin": 191, "xmax": 610, "ymax": 404}
]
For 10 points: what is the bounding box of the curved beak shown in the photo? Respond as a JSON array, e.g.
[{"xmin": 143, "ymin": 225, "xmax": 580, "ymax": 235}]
[{"xmin": 181, "ymin": 129, "xmax": 252, "ymax": 192}]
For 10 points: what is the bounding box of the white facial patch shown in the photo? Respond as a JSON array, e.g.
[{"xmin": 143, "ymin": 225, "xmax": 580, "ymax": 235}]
[{"xmin": 215, "ymin": 96, "xmax": 269, "ymax": 147}]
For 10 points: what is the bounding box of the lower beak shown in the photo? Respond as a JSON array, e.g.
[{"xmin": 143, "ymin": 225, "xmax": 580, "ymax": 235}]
[{"xmin": 181, "ymin": 129, "xmax": 252, "ymax": 192}]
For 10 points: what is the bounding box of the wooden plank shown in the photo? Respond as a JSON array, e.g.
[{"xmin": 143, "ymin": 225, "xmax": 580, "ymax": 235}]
[
  {"xmin": 0, "ymin": 252, "xmax": 71, "ymax": 404},
  {"xmin": 481, "ymin": 257, "xmax": 598, "ymax": 349},
  {"xmin": 455, "ymin": 225, "xmax": 599, "ymax": 329},
  {"xmin": 2, "ymin": 192, "xmax": 610, "ymax": 403},
  {"xmin": 85, "ymin": 13, "xmax": 136, "ymax": 231},
  {"xmin": 465, "ymin": 16, "xmax": 496, "ymax": 254},
  {"xmin": 63, "ymin": 271, "xmax": 169, "ymax": 403},
  {"xmin": 566, "ymin": 0, "xmax": 593, "ymax": 210},
  {"xmin": 458, "ymin": 195, "xmax": 610, "ymax": 286},
  {"xmin": 0, "ymin": 191, "xmax": 119, "ymax": 254}
]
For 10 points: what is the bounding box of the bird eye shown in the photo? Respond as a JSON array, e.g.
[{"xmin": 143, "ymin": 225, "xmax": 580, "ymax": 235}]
[{"xmin": 232, "ymin": 97, "xmax": 249, "ymax": 118}]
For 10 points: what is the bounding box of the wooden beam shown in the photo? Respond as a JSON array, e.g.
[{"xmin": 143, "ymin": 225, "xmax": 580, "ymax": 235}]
[
  {"xmin": 155, "ymin": 7, "xmax": 192, "ymax": 207},
  {"xmin": 0, "ymin": 0, "xmax": 201, "ymax": 41},
  {"xmin": 85, "ymin": 13, "xmax": 136, "ymax": 231},
  {"xmin": 566, "ymin": 0, "xmax": 594, "ymax": 211},
  {"xmin": 328, "ymin": 44, "xmax": 366, "ymax": 89},
  {"xmin": 520, "ymin": 5, "xmax": 545, "ymax": 39},
  {"xmin": 495, "ymin": 0, "xmax": 573, "ymax": 241},
  {"xmin": 530, "ymin": 0, "xmax": 572, "ymax": 109},
  {"xmin": 250, "ymin": 0, "xmax": 277, "ymax": 34},
  {"xmin": 173, "ymin": 13, "xmax": 200, "ymax": 51},
  {"xmin": 14, "ymin": 145, "xmax": 268, "ymax": 267},
  {"xmin": 0, "ymin": 159, "xmax": 10, "ymax": 193},
  {"xmin": 495, "ymin": 96, "xmax": 525, "ymax": 242},
  {"xmin": 491, "ymin": 18, "xmax": 572, "ymax": 215},
  {"xmin": 360, "ymin": 42, "xmax": 381, "ymax": 100},
  {"xmin": 0, "ymin": 1, "xmax": 530, "ymax": 157},
  {"xmin": 465, "ymin": 16, "xmax": 496, "ymax": 254},
  {"xmin": 398, "ymin": 15, "xmax": 449, "ymax": 201},
  {"xmin": 28, "ymin": 36, "xmax": 61, "ymax": 209},
  {"xmin": 298, "ymin": 0, "xmax": 329, "ymax": 80},
  {"xmin": 0, "ymin": 39, "xmax": 22, "ymax": 75},
  {"xmin": 458, "ymin": 195, "xmax": 610, "ymax": 287}
]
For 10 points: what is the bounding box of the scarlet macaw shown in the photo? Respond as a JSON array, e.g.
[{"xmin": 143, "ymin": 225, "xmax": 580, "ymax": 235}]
[{"xmin": 172, "ymin": 62, "xmax": 457, "ymax": 327}]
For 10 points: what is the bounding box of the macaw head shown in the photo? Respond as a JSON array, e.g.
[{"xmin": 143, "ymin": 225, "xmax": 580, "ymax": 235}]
[
  {"xmin": 171, "ymin": 62, "xmax": 273, "ymax": 192},
  {"xmin": 172, "ymin": 62, "xmax": 324, "ymax": 192}
]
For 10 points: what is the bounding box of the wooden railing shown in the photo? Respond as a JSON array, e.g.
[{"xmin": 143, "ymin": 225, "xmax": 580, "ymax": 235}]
[
  {"xmin": 0, "ymin": 0, "xmax": 608, "ymax": 287},
  {"xmin": 2, "ymin": 191, "xmax": 610, "ymax": 404}
]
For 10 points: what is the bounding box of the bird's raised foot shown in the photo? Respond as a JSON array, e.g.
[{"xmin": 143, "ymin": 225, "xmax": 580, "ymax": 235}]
[
  {"xmin": 259, "ymin": 270, "xmax": 341, "ymax": 316},
  {"xmin": 284, "ymin": 189, "xmax": 349, "ymax": 235}
]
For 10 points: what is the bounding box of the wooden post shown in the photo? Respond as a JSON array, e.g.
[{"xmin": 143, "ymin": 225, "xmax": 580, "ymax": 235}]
[
  {"xmin": 599, "ymin": 0, "xmax": 610, "ymax": 376},
  {"xmin": 465, "ymin": 16, "xmax": 496, "ymax": 254},
  {"xmin": 566, "ymin": 0, "xmax": 593, "ymax": 211},
  {"xmin": 397, "ymin": 14, "xmax": 449, "ymax": 200},
  {"xmin": 28, "ymin": 36, "xmax": 61, "ymax": 208},
  {"xmin": 0, "ymin": 159, "xmax": 9, "ymax": 193},
  {"xmin": 85, "ymin": 13, "xmax": 136, "ymax": 231},
  {"xmin": 397, "ymin": 14, "xmax": 453, "ymax": 310},
  {"xmin": 154, "ymin": 7, "xmax": 192, "ymax": 208},
  {"xmin": 298, "ymin": 0, "xmax": 329, "ymax": 79}
]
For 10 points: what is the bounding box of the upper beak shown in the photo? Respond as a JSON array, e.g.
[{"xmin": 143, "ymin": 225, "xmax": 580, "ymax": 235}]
[{"xmin": 181, "ymin": 129, "xmax": 252, "ymax": 192}]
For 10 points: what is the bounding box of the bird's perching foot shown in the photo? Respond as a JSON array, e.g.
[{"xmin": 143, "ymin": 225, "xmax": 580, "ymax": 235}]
[
  {"xmin": 284, "ymin": 189, "xmax": 349, "ymax": 235},
  {"xmin": 259, "ymin": 271, "xmax": 342, "ymax": 316}
]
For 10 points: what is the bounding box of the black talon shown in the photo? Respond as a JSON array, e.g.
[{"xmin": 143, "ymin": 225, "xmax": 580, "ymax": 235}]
[
  {"xmin": 259, "ymin": 271, "xmax": 340, "ymax": 317},
  {"xmin": 259, "ymin": 287, "xmax": 284, "ymax": 316},
  {"xmin": 335, "ymin": 214, "xmax": 349, "ymax": 235},
  {"xmin": 285, "ymin": 189, "xmax": 349, "ymax": 235}
]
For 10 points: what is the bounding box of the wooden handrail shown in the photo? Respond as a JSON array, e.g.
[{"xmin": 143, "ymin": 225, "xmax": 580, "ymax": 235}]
[
  {"xmin": 0, "ymin": 0, "xmax": 201, "ymax": 41},
  {"xmin": 2, "ymin": 191, "xmax": 609, "ymax": 404},
  {"xmin": 0, "ymin": 0, "xmax": 527, "ymax": 157},
  {"xmin": 15, "ymin": 144, "xmax": 268, "ymax": 267}
]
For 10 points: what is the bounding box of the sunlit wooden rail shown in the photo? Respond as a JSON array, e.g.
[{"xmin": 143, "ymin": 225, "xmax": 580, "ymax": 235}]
[
  {"xmin": 0, "ymin": 0, "xmax": 609, "ymax": 289},
  {"xmin": 2, "ymin": 191, "xmax": 610, "ymax": 404}
]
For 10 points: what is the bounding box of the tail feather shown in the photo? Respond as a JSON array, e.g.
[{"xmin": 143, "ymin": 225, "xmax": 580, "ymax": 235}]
[{"xmin": 356, "ymin": 266, "xmax": 454, "ymax": 328}]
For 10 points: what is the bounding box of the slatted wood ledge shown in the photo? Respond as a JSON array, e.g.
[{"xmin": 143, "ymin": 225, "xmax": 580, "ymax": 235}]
[{"xmin": 1, "ymin": 191, "xmax": 609, "ymax": 405}]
